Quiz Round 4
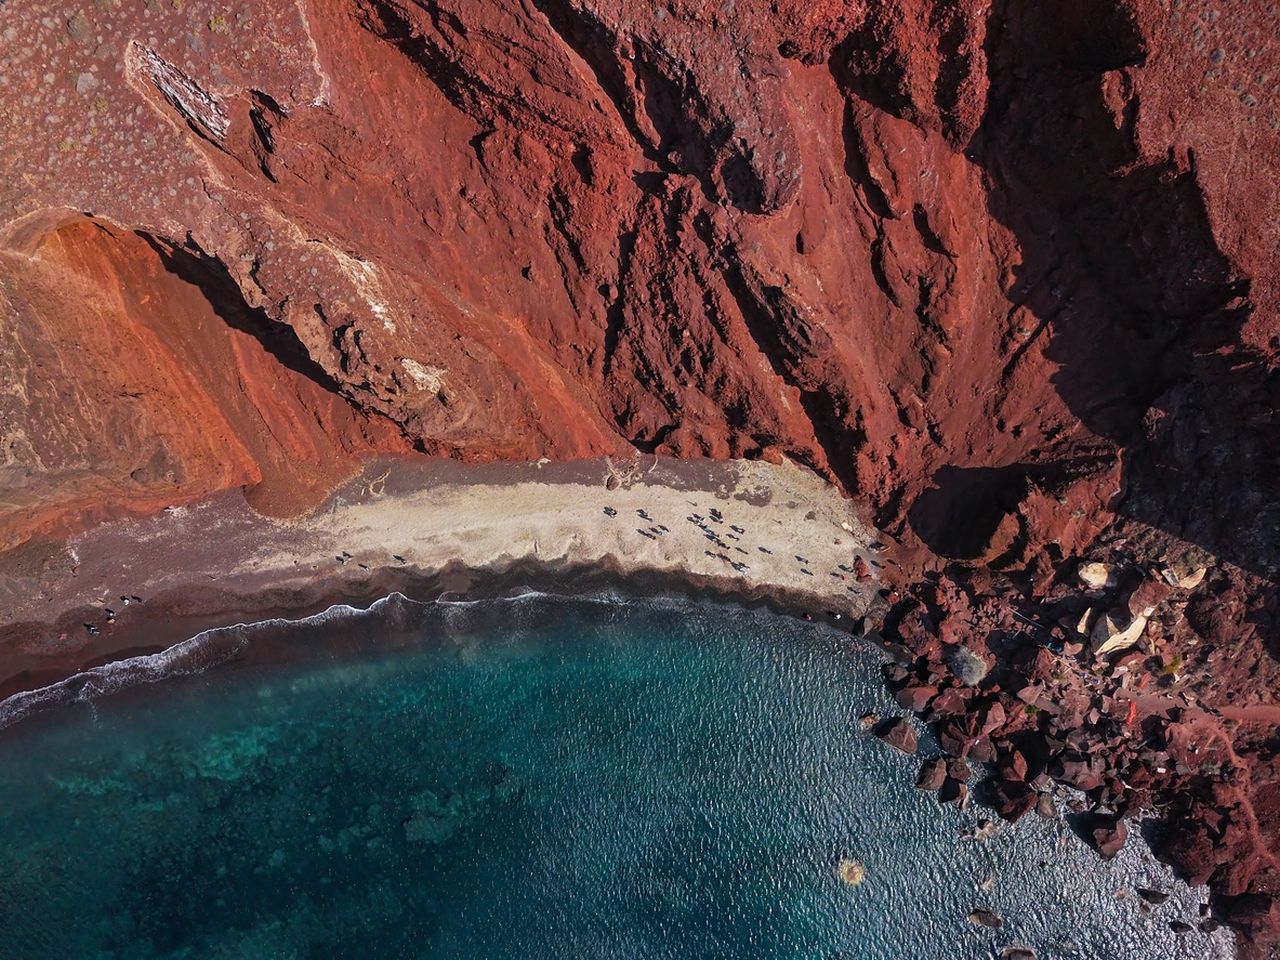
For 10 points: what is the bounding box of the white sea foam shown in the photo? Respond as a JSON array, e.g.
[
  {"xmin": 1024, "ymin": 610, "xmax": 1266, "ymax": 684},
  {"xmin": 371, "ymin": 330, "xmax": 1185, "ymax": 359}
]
[
  {"xmin": 0, "ymin": 624, "xmax": 249, "ymax": 731},
  {"xmin": 0, "ymin": 598, "xmax": 404, "ymax": 732},
  {"xmin": 0, "ymin": 589, "xmax": 798, "ymax": 732}
]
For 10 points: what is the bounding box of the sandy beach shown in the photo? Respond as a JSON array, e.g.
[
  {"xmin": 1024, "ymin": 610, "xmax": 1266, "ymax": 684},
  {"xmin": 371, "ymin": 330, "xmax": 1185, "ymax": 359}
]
[{"xmin": 0, "ymin": 455, "xmax": 887, "ymax": 696}]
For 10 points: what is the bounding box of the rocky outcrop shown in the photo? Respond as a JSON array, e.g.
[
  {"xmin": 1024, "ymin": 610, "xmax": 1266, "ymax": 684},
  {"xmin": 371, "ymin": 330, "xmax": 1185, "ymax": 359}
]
[
  {"xmin": 0, "ymin": 0, "xmax": 1277, "ymax": 952},
  {"xmin": 882, "ymin": 564, "xmax": 1280, "ymax": 958},
  {"xmin": 1, "ymin": 0, "xmax": 1274, "ymax": 568}
]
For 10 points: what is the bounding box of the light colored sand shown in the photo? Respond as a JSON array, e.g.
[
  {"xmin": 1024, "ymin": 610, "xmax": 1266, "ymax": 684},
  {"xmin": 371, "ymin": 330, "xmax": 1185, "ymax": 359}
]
[
  {"xmin": 246, "ymin": 455, "xmax": 883, "ymax": 599},
  {"xmin": 2, "ymin": 455, "xmax": 886, "ymax": 669}
]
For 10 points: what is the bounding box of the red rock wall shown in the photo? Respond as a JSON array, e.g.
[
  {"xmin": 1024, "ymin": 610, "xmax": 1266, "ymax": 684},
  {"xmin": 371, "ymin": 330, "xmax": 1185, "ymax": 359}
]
[
  {"xmin": 0, "ymin": 218, "xmax": 410, "ymax": 547},
  {"xmin": 0, "ymin": 0, "xmax": 1275, "ymax": 571},
  {"xmin": 2, "ymin": 0, "xmax": 1279, "ymax": 948}
]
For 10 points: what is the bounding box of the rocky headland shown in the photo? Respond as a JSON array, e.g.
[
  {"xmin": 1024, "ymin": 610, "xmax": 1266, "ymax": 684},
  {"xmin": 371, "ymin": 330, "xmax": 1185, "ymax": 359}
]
[{"xmin": 0, "ymin": 0, "xmax": 1276, "ymax": 954}]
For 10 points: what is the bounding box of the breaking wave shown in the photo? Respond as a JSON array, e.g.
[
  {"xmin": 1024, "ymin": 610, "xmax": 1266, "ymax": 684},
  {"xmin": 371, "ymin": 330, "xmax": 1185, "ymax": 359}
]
[{"xmin": 0, "ymin": 588, "xmax": 712, "ymax": 733}]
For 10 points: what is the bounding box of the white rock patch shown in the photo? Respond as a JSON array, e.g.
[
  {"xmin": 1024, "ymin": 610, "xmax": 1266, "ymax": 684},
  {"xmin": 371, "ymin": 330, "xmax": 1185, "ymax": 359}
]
[{"xmin": 400, "ymin": 359, "xmax": 446, "ymax": 394}]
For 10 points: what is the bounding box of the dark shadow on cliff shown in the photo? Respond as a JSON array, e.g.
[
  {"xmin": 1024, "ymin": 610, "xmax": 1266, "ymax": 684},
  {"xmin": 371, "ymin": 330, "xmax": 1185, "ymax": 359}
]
[
  {"xmin": 140, "ymin": 233, "xmax": 349, "ymax": 397},
  {"xmin": 964, "ymin": 3, "xmax": 1278, "ymax": 591},
  {"xmin": 966, "ymin": 4, "xmax": 1280, "ymax": 685},
  {"xmin": 907, "ymin": 466, "xmax": 1027, "ymax": 559},
  {"xmin": 833, "ymin": 0, "xmax": 1277, "ymax": 662}
]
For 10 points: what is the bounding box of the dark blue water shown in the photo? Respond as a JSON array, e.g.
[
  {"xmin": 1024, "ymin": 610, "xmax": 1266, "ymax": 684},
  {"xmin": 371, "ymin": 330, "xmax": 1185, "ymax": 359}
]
[{"xmin": 0, "ymin": 594, "xmax": 1231, "ymax": 959}]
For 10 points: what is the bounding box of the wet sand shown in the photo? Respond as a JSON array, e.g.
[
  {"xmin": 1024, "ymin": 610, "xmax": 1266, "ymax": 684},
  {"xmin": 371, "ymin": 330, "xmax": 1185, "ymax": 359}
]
[{"xmin": 0, "ymin": 455, "xmax": 888, "ymax": 698}]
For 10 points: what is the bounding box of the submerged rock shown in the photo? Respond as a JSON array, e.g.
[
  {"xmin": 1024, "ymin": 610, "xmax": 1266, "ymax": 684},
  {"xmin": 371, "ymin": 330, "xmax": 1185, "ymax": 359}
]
[
  {"xmin": 837, "ymin": 858, "xmax": 866, "ymax": 887},
  {"xmin": 963, "ymin": 819, "xmax": 999, "ymax": 842},
  {"xmin": 1035, "ymin": 793, "xmax": 1058, "ymax": 820},
  {"xmin": 968, "ymin": 907, "xmax": 1004, "ymax": 928}
]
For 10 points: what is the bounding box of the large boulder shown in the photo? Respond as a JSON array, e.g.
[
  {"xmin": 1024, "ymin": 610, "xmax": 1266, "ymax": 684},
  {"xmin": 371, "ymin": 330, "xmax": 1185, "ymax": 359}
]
[
  {"xmin": 979, "ymin": 700, "xmax": 1007, "ymax": 736},
  {"xmin": 1050, "ymin": 752, "xmax": 1105, "ymax": 792},
  {"xmin": 1035, "ymin": 793, "xmax": 1058, "ymax": 819},
  {"xmin": 929, "ymin": 687, "xmax": 969, "ymax": 717},
  {"xmin": 895, "ymin": 684, "xmax": 938, "ymax": 712},
  {"xmin": 937, "ymin": 716, "xmax": 980, "ymax": 757},
  {"xmin": 875, "ymin": 717, "xmax": 919, "ymax": 755},
  {"xmin": 968, "ymin": 907, "xmax": 1003, "ymax": 928},
  {"xmin": 916, "ymin": 758, "xmax": 947, "ymax": 791},
  {"xmin": 986, "ymin": 778, "xmax": 1038, "ymax": 821},
  {"xmin": 948, "ymin": 645, "xmax": 991, "ymax": 686},
  {"xmin": 968, "ymin": 737, "xmax": 997, "ymax": 763},
  {"xmin": 997, "ymin": 744, "xmax": 1029, "ymax": 782},
  {"xmin": 1083, "ymin": 813, "xmax": 1129, "ymax": 859}
]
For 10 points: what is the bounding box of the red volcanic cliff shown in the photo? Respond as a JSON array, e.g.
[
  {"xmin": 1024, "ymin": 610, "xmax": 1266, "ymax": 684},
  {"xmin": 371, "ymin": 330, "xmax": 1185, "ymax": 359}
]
[
  {"xmin": 1, "ymin": 0, "xmax": 1278, "ymax": 951},
  {"xmin": 1, "ymin": 0, "xmax": 1275, "ymax": 562}
]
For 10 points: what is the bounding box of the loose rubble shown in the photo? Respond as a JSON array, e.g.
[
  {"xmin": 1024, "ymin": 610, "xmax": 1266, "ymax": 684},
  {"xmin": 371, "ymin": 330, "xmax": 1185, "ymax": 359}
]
[{"xmin": 873, "ymin": 545, "xmax": 1280, "ymax": 947}]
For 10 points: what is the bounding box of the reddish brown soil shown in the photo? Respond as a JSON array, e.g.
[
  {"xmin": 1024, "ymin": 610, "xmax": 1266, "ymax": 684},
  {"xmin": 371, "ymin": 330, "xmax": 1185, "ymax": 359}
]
[{"xmin": 0, "ymin": 0, "xmax": 1277, "ymax": 952}]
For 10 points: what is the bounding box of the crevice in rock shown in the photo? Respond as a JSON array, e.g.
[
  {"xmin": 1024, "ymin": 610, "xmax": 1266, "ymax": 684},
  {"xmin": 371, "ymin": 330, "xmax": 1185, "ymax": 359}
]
[
  {"xmin": 708, "ymin": 227, "xmax": 862, "ymax": 494},
  {"xmin": 837, "ymin": 98, "xmax": 895, "ymax": 220},
  {"xmin": 528, "ymin": 0, "xmax": 665, "ymax": 164},
  {"xmin": 601, "ymin": 226, "xmax": 637, "ymax": 376},
  {"xmin": 140, "ymin": 234, "xmax": 347, "ymax": 398}
]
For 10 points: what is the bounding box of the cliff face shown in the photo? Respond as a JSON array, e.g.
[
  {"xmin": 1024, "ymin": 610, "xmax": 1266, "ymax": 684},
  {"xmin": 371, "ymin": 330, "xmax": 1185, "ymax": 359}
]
[
  {"xmin": 1, "ymin": 0, "xmax": 1278, "ymax": 946},
  {"xmin": 2, "ymin": 0, "xmax": 1275, "ymax": 571}
]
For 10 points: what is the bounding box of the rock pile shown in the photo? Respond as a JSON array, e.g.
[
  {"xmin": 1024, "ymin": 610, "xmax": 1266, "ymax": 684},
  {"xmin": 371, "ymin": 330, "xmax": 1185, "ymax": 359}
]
[{"xmin": 876, "ymin": 555, "xmax": 1279, "ymax": 945}]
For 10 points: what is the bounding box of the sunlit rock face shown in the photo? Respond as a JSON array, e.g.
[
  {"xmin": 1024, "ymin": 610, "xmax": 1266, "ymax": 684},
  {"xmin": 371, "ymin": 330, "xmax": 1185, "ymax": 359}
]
[{"xmin": 2, "ymin": 0, "xmax": 1275, "ymax": 580}]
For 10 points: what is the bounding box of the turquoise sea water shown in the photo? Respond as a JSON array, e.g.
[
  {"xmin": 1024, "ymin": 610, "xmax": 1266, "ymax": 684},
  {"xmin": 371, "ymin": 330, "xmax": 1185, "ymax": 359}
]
[{"xmin": 0, "ymin": 594, "xmax": 1232, "ymax": 959}]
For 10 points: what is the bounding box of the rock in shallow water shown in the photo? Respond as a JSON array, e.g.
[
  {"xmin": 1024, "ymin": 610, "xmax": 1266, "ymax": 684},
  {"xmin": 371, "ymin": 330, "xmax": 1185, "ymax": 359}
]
[
  {"xmin": 875, "ymin": 716, "xmax": 918, "ymax": 755},
  {"xmin": 1138, "ymin": 886, "xmax": 1171, "ymax": 905},
  {"xmin": 1086, "ymin": 814, "xmax": 1130, "ymax": 860},
  {"xmin": 988, "ymin": 779, "xmax": 1038, "ymax": 821},
  {"xmin": 837, "ymin": 858, "xmax": 866, "ymax": 887},
  {"xmin": 916, "ymin": 758, "xmax": 947, "ymax": 791},
  {"xmin": 1035, "ymin": 793, "xmax": 1058, "ymax": 820},
  {"xmin": 0, "ymin": 595, "xmax": 1237, "ymax": 959},
  {"xmin": 968, "ymin": 907, "xmax": 1003, "ymax": 928}
]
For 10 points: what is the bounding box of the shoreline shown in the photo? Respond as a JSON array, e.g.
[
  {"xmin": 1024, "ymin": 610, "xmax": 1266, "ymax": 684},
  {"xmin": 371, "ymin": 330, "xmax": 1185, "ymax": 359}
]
[
  {"xmin": 0, "ymin": 453, "xmax": 1262, "ymax": 953},
  {"xmin": 0, "ymin": 455, "xmax": 887, "ymax": 701},
  {"xmin": 0, "ymin": 588, "xmax": 1235, "ymax": 960},
  {"xmin": 0, "ymin": 569, "xmax": 1238, "ymax": 958},
  {"xmin": 0, "ymin": 580, "xmax": 888, "ymax": 738}
]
